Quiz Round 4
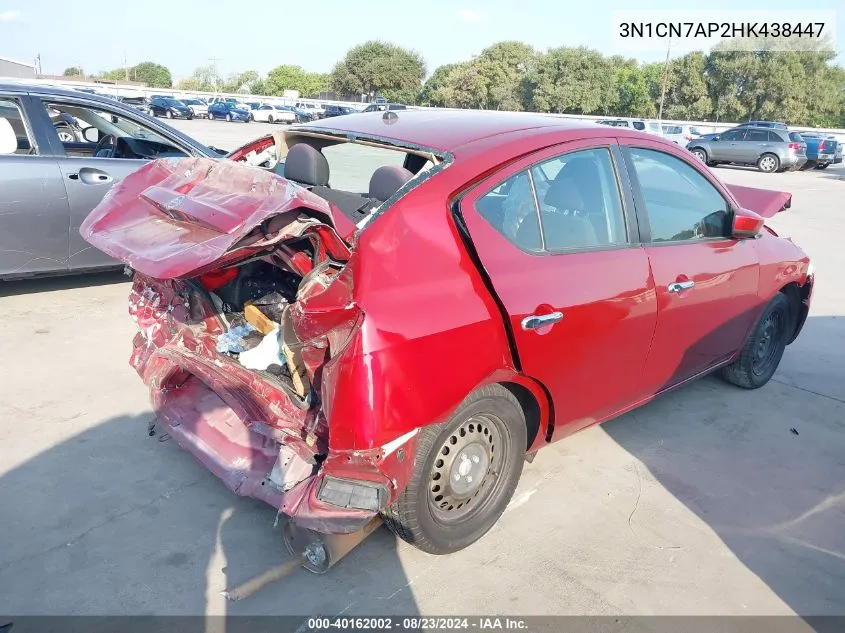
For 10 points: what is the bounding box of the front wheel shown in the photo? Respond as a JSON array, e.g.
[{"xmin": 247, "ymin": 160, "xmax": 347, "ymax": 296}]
[
  {"xmin": 382, "ymin": 384, "xmax": 527, "ymax": 554},
  {"xmin": 226, "ymin": 113, "xmax": 232, "ymax": 122},
  {"xmin": 815, "ymin": 163, "xmax": 830, "ymax": 170},
  {"xmin": 690, "ymin": 148, "xmax": 708, "ymax": 163},
  {"xmin": 720, "ymin": 293, "xmax": 790, "ymax": 389},
  {"xmin": 208, "ymin": 113, "xmax": 214, "ymax": 121},
  {"xmin": 757, "ymin": 153, "xmax": 780, "ymax": 173},
  {"xmin": 267, "ymin": 115, "xmax": 274, "ymax": 124},
  {"xmin": 166, "ymin": 110, "xmax": 173, "ymax": 119}
]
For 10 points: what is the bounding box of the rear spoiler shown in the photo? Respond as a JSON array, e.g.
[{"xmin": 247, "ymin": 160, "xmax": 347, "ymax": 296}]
[{"xmin": 725, "ymin": 184, "xmax": 791, "ymax": 219}]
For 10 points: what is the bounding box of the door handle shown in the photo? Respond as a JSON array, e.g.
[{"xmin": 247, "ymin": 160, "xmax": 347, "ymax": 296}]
[
  {"xmin": 668, "ymin": 280, "xmax": 695, "ymax": 293},
  {"xmin": 67, "ymin": 173, "xmax": 79, "ymax": 180},
  {"xmin": 521, "ymin": 311, "xmax": 564, "ymax": 331},
  {"xmin": 78, "ymin": 167, "xmax": 113, "ymax": 185}
]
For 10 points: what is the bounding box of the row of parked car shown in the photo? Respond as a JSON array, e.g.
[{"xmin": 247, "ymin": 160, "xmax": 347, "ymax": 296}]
[{"xmin": 597, "ymin": 117, "xmax": 842, "ymax": 174}]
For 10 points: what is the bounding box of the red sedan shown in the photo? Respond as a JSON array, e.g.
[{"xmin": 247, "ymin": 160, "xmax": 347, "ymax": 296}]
[{"xmin": 81, "ymin": 110, "xmax": 813, "ymax": 557}]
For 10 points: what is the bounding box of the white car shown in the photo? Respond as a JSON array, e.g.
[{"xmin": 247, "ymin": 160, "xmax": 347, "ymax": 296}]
[
  {"xmin": 181, "ymin": 99, "xmax": 208, "ymax": 118},
  {"xmin": 297, "ymin": 102, "xmax": 325, "ymax": 118},
  {"xmin": 249, "ymin": 104, "xmax": 297, "ymax": 124},
  {"xmin": 661, "ymin": 124, "xmax": 702, "ymax": 145},
  {"xmin": 597, "ymin": 118, "xmax": 664, "ymax": 138}
]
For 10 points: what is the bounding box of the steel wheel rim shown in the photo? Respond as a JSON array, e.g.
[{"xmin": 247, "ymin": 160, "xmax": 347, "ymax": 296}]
[
  {"xmin": 428, "ymin": 413, "xmax": 508, "ymax": 525},
  {"xmin": 693, "ymin": 150, "xmax": 706, "ymax": 162},
  {"xmin": 761, "ymin": 156, "xmax": 776, "ymax": 171},
  {"xmin": 751, "ymin": 311, "xmax": 782, "ymax": 376}
]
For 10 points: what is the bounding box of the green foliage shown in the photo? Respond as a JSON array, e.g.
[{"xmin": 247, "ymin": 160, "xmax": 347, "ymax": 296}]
[
  {"xmin": 63, "ymin": 67, "xmax": 83, "ymax": 77},
  {"xmin": 264, "ymin": 65, "xmax": 328, "ymax": 98},
  {"xmin": 95, "ymin": 61, "xmax": 172, "ymax": 87},
  {"xmin": 329, "ymin": 41, "xmax": 426, "ymax": 100},
  {"xmin": 522, "ymin": 47, "xmax": 617, "ymax": 114}
]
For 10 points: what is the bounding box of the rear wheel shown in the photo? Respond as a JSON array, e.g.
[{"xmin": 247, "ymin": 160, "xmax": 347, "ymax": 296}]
[
  {"xmin": 757, "ymin": 153, "xmax": 779, "ymax": 173},
  {"xmin": 166, "ymin": 110, "xmax": 173, "ymax": 119},
  {"xmin": 720, "ymin": 293, "xmax": 790, "ymax": 389},
  {"xmin": 815, "ymin": 163, "xmax": 829, "ymax": 170},
  {"xmin": 226, "ymin": 113, "xmax": 232, "ymax": 122},
  {"xmin": 267, "ymin": 115, "xmax": 274, "ymax": 124},
  {"xmin": 382, "ymin": 384, "xmax": 526, "ymax": 554},
  {"xmin": 208, "ymin": 112, "xmax": 214, "ymax": 121}
]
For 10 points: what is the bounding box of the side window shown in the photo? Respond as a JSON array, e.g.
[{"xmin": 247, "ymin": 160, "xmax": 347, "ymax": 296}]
[
  {"xmin": 531, "ymin": 148, "xmax": 626, "ymax": 250},
  {"xmin": 720, "ymin": 129, "xmax": 746, "ymax": 142},
  {"xmin": 627, "ymin": 148, "xmax": 730, "ymax": 243},
  {"xmin": 632, "ymin": 121, "xmax": 646, "ymax": 131},
  {"xmin": 0, "ymin": 98, "xmax": 36, "ymax": 155},
  {"xmin": 45, "ymin": 102, "xmax": 182, "ymax": 158},
  {"xmin": 746, "ymin": 129, "xmax": 768, "ymax": 142},
  {"xmin": 648, "ymin": 121, "xmax": 661, "ymax": 133},
  {"xmin": 477, "ymin": 171, "xmax": 542, "ymax": 252}
]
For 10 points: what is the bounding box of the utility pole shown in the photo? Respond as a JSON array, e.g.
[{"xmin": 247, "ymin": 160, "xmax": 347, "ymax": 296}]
[
  {"xmin": 123, "ymin": 50, "xmax": 129, "ymax": 81},
  {"xmin": 658, "ymin": 38, "xmax": 672, "ymax": 122}
]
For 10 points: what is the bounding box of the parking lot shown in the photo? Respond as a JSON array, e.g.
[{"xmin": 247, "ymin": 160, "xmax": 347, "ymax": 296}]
[{"xmin": 1, "ymin": 119, "xmax": 844, "ymax": 619}]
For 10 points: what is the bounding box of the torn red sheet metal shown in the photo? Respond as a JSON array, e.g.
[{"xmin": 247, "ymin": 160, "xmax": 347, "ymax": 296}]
[
  {"xmin": 725, "ymin": 183, "xmax": 792, "ymax": 219},
  {"xmin": 79, "ymin": 157, "xmax": 352, "ymax": 279}
]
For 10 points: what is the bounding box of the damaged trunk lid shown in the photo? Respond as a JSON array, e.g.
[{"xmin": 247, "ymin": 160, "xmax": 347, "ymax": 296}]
[
  {"xmin": 725, "ymin": 183, "xmax": 792, "ymax": 219},
  {"xmin": 80, "ymin": 157, "xmax": 352, "ymax": 278}
]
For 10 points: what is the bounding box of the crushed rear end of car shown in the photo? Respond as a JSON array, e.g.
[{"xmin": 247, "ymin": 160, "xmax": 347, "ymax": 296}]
[{"xmin": 80, "ymin": 157, "xmax": 416, "ymax": 535}]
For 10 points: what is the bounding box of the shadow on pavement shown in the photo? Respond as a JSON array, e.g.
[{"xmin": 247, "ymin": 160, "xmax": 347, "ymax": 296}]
[
  {"xmin": 602, "ymin": 315, "xmax": 845, "ymax": 616},
  {"xmin": 0, "ymin": 411, "xmax": 419, "ymax": 620},
  {"xmin": 0, "ymin": 269, "xmax": 126, "ymax": 298}
]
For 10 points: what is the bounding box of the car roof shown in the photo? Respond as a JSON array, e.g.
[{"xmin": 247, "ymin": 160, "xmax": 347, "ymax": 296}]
[{"xmin": 298, "ymin": 109, "xmax": 606, "ymax": 153}]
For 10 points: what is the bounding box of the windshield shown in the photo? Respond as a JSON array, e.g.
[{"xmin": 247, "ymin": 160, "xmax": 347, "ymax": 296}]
[
  {"xmin": 789, "ymin": 132, "xmax": 805, "ymax": 143},
  {"xmin": 52, "ymin": 104, "xmax": 174, "ymax": 144},
  {"xmin": 163, "ymin": 99, "xmax": 184, "ymax": 107}
]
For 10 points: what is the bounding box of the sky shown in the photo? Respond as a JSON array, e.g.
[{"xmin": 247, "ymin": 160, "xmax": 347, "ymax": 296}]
[{"xmin": 0, "ymin": 0, "xmax": 841, "ymax": 81}]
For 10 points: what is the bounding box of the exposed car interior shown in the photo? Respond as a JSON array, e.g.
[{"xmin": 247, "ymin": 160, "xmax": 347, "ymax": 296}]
[{"xmin": 233, "ymin": 130, "xmax": 441, "ymax": 227}]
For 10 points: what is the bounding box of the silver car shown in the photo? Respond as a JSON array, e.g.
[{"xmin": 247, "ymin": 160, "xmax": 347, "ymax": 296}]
[
  {"xmin": 0, "ymin": 82, "xmax": 217, "ymax": 280},
  {"xmin": 686, "ymin": 126, "xmax": 807, "ymax": 173}
]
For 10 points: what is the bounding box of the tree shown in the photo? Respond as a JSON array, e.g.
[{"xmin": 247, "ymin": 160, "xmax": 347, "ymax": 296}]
[
  {"xmin": 264, "ymin": 65, "xmax": 329, "ymax": 97},
  {"xmin": 613, "ymin": 65, "xmax": 656, "ymax": 117},
  {"xmin": 419, "ymin": 63, "xmax": 460, "ymax": 105},
  {"xmin": 330, "ymin": 41, "xmax": 426, "ymax": 101},
  {"xmin": 219, "ymin": 70, "xmax": 262, "ymax": 94},
  {"xmin": 522, "ymin": 47, "xmax": 617, "ymax": 114},
  {"xmin": 429, "ymin": 62, "xmax": 488, "ymax": 109},
  {"xmin": 661, "ymin": 52, "xmax": 712, "ymax": 120},
  {"xmin": 63, "ymin": 67, "xmax": 84, "ymax": 77},
  {"xmin": 129, "ymin": 62, "xmax": 172, "ymax": 88},
  {"xmin": 474, "ymin": 41, "xmax": 535, "ymax": 111}
]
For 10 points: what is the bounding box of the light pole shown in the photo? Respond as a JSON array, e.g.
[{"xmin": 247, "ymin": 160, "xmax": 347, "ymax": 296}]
[{"xmin": 658, "ymin": 38, "xmax": 672, "ymax": 122}]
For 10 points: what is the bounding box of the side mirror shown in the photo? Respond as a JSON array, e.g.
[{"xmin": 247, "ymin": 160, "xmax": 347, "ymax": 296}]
[
  {"xmin": 713, "ymin": 135, "xmax": 721, "ymax": 141},
  {"xmin": 82, "ymin": 127, "xmax": 100, "ymax": 143},
  {"xmin": 731, "ymin": 208, "xmax": 765, "ymax": 239}
]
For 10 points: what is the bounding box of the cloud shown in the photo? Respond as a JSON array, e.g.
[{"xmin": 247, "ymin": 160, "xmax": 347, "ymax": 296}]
[
  {"xmin": 0, "ymin": 10, "xmax": 21, "ymax": 22},
  {"xmin": 457, "ymin": 8, "xmax": 485, "ymax": 23}
]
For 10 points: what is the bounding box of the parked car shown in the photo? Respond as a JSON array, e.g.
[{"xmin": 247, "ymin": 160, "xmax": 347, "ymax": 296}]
[
  {"xmin": 323, "ymin": 104, "xmax": 357, "ymax": 118},
  {"xmin": 661, "ymin": 124, "xmax": 701, "ymax": 145},
  {"xmin": 279, "ymin": 105, "xmax": 312, "ymax": 123},
  {"xmin": 80, "ymin": 110, "xmax": 812, "ymax": 559},
  {"xmin": 0, "ymin": 82, "xmax": 215, "ymax": 280},
  {"xmin": 248, "ymin": 104, "xmax": 297, "ymax": 124},
  {"xmin": 149, "ymin": 97, "xmax": 193, "ymax": 120},
  {"xmin": 737, "ymin": 121, "xmax": 788, "ymax": 130},
  {"xmin": 181, "ymin": 98, "xmax": 209, "ymax": 118},
  {"xmin": 686, "ymin": 126, "xmax": 807, "ymax": 173},
  {"xmin": 596, "ymin": 118, "xmax": 663, "ymax": 137},
  {"xmin": 296, "ymin": 102, "xmax": 325, "ymax": 118},
  {"xmin": 207, "ymin": 101, "xmax": 251, "ymax": 122},
  {"xmin": 119, "ymin": 96, "xmax": 151, "ymax": 114},
  {"xmin": 799, "ymin": 132, "xmax": 838, "ymax": 170},
  {"xmin": 361, "ymin": 102, "xmax": 407, "ymax": 113}
]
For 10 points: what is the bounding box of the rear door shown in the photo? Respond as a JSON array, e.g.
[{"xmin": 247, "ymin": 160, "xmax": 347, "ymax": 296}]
[
  {"xmin": 459, "ymin": 138, "xmax": 658, "ymax": 438},
  {"xmin": 742, "ymin": 128, "xmax": 770, "ymax": 163},
  {"xmin": 619, "ymin": 139, "xmax": 759, "ymax": 391},
  {"xmin": 0, "ymin": 93, "xmax": 71, "ymax": 277}
]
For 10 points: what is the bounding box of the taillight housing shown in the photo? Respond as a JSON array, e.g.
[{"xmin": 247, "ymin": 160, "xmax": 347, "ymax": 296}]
[
  {"xmin": 819, "ymin": 141, "xmax": 826, "ymax": 151},
  {"xmin": 788, "ymin": 142, "xmax": 802, "ymax": 151}
]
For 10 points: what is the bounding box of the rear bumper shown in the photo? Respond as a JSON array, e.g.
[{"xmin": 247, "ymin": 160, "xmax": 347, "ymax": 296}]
[{"xmin": 782, "ymin": 154, "xmax": 807, "ymax": 170}]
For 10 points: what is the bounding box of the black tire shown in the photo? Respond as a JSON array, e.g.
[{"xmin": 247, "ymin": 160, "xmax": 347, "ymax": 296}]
[
  {"xmin": 720, "ymin": 293, "xmax": 790, "ymax": 389},
  {"xmin": 690, "ymin": 148, "xmax": 708, "ymax": 163},
  {"xmin": 267, "ymin": 115, "xmax": 274, "ymax": 124},
  {"xmin": 815, "ymin": 163, "xmax": 829, "ymax": 170},
  {"xmin": 226, "ymin": 113, "xmax": 232, "ymax": 122},
  {"xmin": 382, "ymin": 384, "xmax": 527, "ymax": 554},
  {"xmin": 166, "ymin": 110, "xmax": 173, "ymax": 119},
  {"xmin": 757, "ymin": 153, "xmax": 780, "ymax": 173},
  {"xmin": 208, "ymin": 112, "xmax": 214, "ymax": 121}
]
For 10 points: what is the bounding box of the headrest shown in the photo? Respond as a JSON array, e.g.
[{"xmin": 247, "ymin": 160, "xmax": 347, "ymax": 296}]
[
  {"xmin": 544, "ymin": 157, "xmax": 599, "ymax": 210},
  {"xmin": 0, "ymin": 118, "xmax": 17, "ymax": 155},
  {"xmin": 368, "ymin": 165, "xmax": 414, "ymax": 202},
  {"xmin": 284, "ymin": 143, "xmax": 329, "ymax": 187}
]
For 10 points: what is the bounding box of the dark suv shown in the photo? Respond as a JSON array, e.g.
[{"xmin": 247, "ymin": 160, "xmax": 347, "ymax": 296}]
[
  {"xmin": 686, "ymin": 126, "xmax": 807, "ymax": 173},
  {"xmin": 323, "ymin": 105, "xmax": 357, "ymax": 118},
  {"xmin": 362, "ymin": 102, "xmax": 407, "ymax": 113}
]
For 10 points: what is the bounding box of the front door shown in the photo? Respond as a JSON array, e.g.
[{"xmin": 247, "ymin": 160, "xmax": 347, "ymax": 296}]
[
  {"xmin": 711, "ymin": 128, "xmax": 748, "ymax": 162},
  {"xmin": 620, "ymin": 140, "xmax": 760, "ymax": 391},
  {"xmin": 459, "ymin": 139, "xmax": 658, "ymax": 438},
  {"xmin": 0, "ymin": 95, "xmax": 71, "ymax": 277},
  {"xmin": 33, "ymin": 97, "xmax": 190, "ymax": 272}
]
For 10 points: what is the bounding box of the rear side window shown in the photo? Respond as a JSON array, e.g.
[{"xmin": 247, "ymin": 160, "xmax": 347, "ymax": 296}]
[
  {"xmin": 689, "ymin": 127, "xmax": 701, "ymax": 136},
  {"xmin": 789, "ymin": 132, "xmax": 804, "ymax": 143},
  {"xmin": 632, "ymin": 121, "xmax": 646, "ymax": 131},
  {"xmin": 745, "ymin": 129, "xmax": 768, "ymax": 142},
  {"xmin": 767, "ymin": 131, "xmax": 783, "ymax": 142},
  {"xmin": 477, "ymin": 148, "xmax": 628, "ymax": 252},
  {"xmin": 663, "ymin": 125, "xmax": 682, "ymax": 134},
  {"xmin": 627, "ymin": 148, "xmax": 729, "ymax": 243},
  {"xmin": 0, "ymin": 98, "xmax": 36, "ymax": 155}
]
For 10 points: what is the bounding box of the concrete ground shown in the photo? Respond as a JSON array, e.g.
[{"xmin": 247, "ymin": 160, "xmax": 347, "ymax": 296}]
[{"xmin": 1, "ymin": 119, "xmax": 843, "ymax": 620}]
